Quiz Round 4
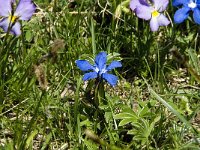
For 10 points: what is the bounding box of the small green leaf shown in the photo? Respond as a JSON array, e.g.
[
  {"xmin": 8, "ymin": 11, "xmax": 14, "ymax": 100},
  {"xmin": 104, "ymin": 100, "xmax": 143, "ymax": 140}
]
[
  {"xmin": 25, "ymin": 129, "xmax": 38, "ymax": 149},
  {"xmin": 119, "ymin": 118, "xmax": 137, "ymax": 126},
  {"xmin": 114, "ymin": 112, "xmax": 137, "ymax": 119},
  {"xmin": 84, "ymin": 139, "xmax": 98, "ymax": 150}
]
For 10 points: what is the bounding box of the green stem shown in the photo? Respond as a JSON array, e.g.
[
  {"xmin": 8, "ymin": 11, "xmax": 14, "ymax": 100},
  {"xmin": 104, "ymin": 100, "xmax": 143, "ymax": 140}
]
[{"xmin": 20, "ymin": 90, "xmax": 46, "ymax": 149}]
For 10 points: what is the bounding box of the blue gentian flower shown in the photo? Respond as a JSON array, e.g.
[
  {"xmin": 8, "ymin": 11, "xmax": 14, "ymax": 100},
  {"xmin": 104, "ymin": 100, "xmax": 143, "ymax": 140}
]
[
  {"xmin": 76, "ymin": 52, "xmax": 122, "ymax": 86},
  {"xmin": 0, "ymin": 0, "xmax": 36, "ymax": 35},
  {"xmin": 173, "ymin": 0, "xmax": 200, "ymax": 24},
  {"xmin": 130, "ymin": 0, "xmax": 170, "ymax": 31}
]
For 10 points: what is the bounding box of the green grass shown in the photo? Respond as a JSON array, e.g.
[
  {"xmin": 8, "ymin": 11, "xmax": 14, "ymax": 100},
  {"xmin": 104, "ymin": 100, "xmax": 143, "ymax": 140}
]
[{"xmin": 0, "ymin": 0, "xmax": 199, "ymax": 149}]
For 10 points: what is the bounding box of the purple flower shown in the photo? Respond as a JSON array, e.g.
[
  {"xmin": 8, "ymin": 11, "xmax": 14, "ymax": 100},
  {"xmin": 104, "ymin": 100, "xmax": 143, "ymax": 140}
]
[
  {"xmin": 130, "ymin": 0, "xmax": 170, "ymax": 31},
  {"xmin": 0, "ymin": 0, "xmax": 36, "ymax": 35},
  {"xmin": 173, "ymin": 0, "xmax": 200, "ymax": 24},
  {"xmin": 76, "ymin": 52, "xmax": 122, "ymax": 86},
  {"xmin": 130, "ymin": 0, "xmax": 149, "ymax": 11}
]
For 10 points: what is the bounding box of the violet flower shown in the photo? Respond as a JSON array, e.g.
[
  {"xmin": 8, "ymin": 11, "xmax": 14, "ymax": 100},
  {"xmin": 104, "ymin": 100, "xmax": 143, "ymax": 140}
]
[
  {"xmin": 130, "ymin": 0, "xmax": 170, "ymax": 31},
  {"xmin": 0, "ymin": 0, "xmax": 36, "ymax": 36},
  {"xmin": 173, "ymin": 0, "xmax": 200, "ymax": 24},
  {"xmin": 76, "ymin": 52, "xmax": 122, "ymax": 87},
  {"xmin": 130, "ymin": 0, "xmax": 149, "ymax": 11}
]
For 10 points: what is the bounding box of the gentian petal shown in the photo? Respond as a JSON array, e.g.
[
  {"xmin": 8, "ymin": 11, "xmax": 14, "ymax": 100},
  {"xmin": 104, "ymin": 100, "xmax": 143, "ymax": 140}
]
[
  {"xmin": 135, "ymin": 5, "xmax": 152, "ymax": 20},
  {"xmin": 15, "ymin": 0, "xmax": 36, "ymax": 20},
  {"xmin": 102, "ymin": 73, "xmax": 118, "ymax": 86},
  {"xmin": 106, "ymin": 61, "xmax": 122, "ymax": 71},
  {"xmin": 193, "ymin": 7, "xmax": 200, "ymax": 24},
  {"xmin": 10, "ymin": 22, "xmax": 21, "ymax": 35},
  {"xmin": 198, "ymin": 0, "xmax": 200, "ymax": 5},
  {"xmin": 76, "ymin": 60, "xmax": 94, "ymax": 71},
  {"xmin": 83, "ymin": 72, "xmax": 98, "ymax": 81},
  {"xmin": 153, "ymin": 0, "xmax": 169, "ymax": 12},
  {"xmin": 0, "ymin": 18, "xmax": 10, "ymax": 33},
  {"xmin": 174, "ymin": 7, "xmax": 190, "ymax": 23},
  {"xmin": 0, "ymin": 0, "xmax": 12, "ymax": 17},
  {"xmin": 150, "ymin": 17, "xmax": 159, "ymax": 31},
  {"xmin": 172, "ymin": 0, "xmax": 189, "ymax": 7},
  {"xmin": 95, "ymin": 52, "xmax": 107, "ymax": 71},
  {"xmin": 157, "ymin": 14, "xmax": 170, "ymax": 26}
]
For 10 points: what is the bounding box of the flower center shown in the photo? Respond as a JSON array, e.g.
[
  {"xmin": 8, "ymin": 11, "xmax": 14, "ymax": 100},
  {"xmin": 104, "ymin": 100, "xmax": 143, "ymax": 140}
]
[
  {"xmin": 95, "ymin": 67, "xmax": 99, "ymax": 73},
  {"xmin": 95, "ymin": 65, "xmax": 107, "ymax": 76},
  {"xmin": 188, "ymin": 1, "xmax": 197, "ymax": 8},
  {"xmin": 8, "ymin": 15, "xmax": 18, "ymax": 23},
  {"xmin": 151, "ymin": 10, "xmax": 159, "ymax": 18},
  {"xmin": 101, "ymin": 68, "xmax": 107, "ymax": 74}
]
